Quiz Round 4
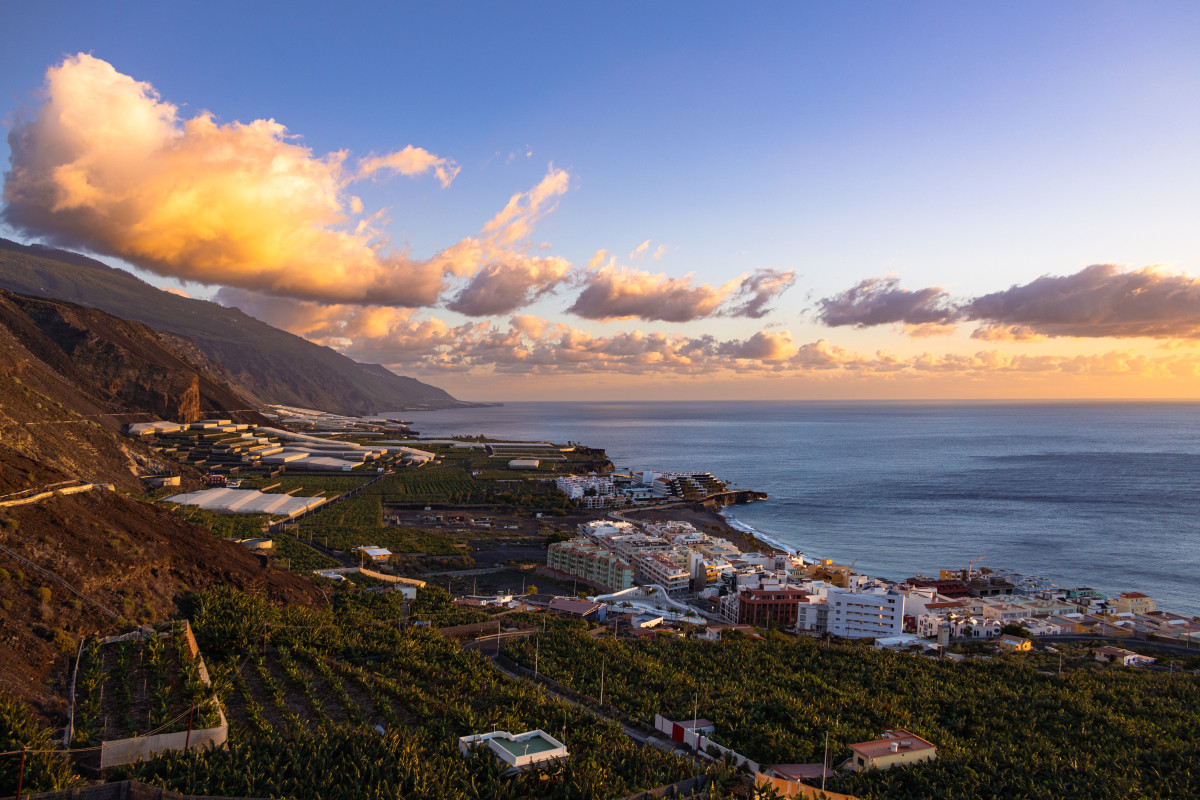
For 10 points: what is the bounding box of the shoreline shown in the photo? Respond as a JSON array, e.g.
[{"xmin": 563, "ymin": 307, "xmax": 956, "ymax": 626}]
[{"xmin": 619, "ymin": 503, "xmax": 788, "ymax": 555}]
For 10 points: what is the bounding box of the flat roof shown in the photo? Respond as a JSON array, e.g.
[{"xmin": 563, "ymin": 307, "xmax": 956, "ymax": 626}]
[
  {"xmin": 849, "ymin": 729, "xmax": 936, "ymax": 759},
  {"xmin": 490, "ymin": 735, "xmax": 560, "ymax": 758}
]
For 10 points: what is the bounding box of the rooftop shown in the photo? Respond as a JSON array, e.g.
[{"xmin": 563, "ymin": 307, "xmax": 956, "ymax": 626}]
[{"xmin": 849, "ymin": 729, "xmax": 937, "ymax": 759}]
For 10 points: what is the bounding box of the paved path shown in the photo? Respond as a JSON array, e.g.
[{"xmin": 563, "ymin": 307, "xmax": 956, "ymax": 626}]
[{"xmin": 485, "ymin": 655, "xmax": 684, "ymax": 756}]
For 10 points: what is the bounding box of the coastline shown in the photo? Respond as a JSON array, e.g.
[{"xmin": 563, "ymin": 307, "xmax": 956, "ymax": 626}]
[{"xmin": 620, "ymin": 503, "xmax": 790, "ymax": 556}]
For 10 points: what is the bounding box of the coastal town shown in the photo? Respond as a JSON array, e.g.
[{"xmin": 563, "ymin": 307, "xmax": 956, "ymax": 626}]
[{"xmin": 129, "ymin": 411, "xmax": 1200, "ymax": 662}]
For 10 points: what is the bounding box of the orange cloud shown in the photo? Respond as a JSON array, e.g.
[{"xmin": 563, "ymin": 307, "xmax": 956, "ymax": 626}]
[
  {"xmin": 1, "ymin": 54, "xmax": 561, "ymax": 311},
  {"xmin": 356, "ymin": 145, "xmax": 460, "ymax": 188}
]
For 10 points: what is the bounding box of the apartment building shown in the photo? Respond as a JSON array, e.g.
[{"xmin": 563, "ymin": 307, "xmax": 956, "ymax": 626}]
[
  {"xmin": 826, "ymin": 587, "xmax": 906, "ymax": 639},
  {"xmin": 636, "ymin": 552, "xmax": 691, "ymax": 594},
  {"xmin": 546, "ymin": 538, "xmax": 635, "ymax": 592}
]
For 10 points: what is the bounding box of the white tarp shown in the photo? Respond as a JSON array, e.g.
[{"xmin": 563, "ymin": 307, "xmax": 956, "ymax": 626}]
[{"xmin": 164, "ymin": 488, "xmax": 328, "ymax": 516}]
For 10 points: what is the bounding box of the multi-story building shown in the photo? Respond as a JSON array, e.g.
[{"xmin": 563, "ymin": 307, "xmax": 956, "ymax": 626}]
[
  {"xmin": 737, "ymin": 586, "xmax": 808, "ymax": 628},
  {"xmin": 546, "ymin": 538, "xmax": 635, "ymax": 592},
  {"xmin": 636, "ymin": 552, "xmax": 691, "ymax": 594},
  {"xmin": 1114, "ymin": 592, "xmax": 1156, "ymax": 615},
  {"xmin": 826, "ymin": 588, "xmax": 906, "ymax": 639}
]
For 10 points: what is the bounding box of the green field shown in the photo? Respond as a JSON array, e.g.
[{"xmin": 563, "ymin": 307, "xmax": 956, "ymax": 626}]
[
  {"xmin": 503, "ymin": 629, "xmax": 1200, "ymax": 800},
  {"xmin": 107, "ymin": 587, "xmax": 728, "ymax": 800}
]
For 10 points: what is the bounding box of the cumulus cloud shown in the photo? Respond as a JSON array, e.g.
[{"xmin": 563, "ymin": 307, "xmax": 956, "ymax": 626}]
[
  {"xmin": 567, "ymin": 260, "xmax": 794, "ymax": 323},
  {"xmin": 1, "ymin": 53, "xmax": 559, "ymax": 311},
  {"xmin": 962, "ymin": 264, "xmax": 1200, "ymax": 339},
  {"xmin": 444, "ymin": 254, "xmax": 571, "ymax": 316},
  {"xmin": 819, "ymin": 265, "xmax": 1200, "ymax": 341},
  {"xmin": 816, "ymin": 276, "xmax": 957, "ymax": 328}
]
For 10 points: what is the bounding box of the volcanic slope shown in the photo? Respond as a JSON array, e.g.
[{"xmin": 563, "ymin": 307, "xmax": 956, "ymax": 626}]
[
  {"xmin": 0, "ymin": 238, "xmax": 464, "ymax": 415},
  {"xmin": 0, "ymin": 288, "xmax": 268, "ymax": 492},
  {"xmin": 0, "ymin": 292, "xmax": 323, "ymax": 718},
  {"xmin": 0, "ymin": 489, "xmax": 324, "ymax": 718}
]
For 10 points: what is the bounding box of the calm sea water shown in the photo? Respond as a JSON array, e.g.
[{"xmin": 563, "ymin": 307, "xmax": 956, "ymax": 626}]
[{"xmin": 399, "ymin": 402, "xmax": 1200, "ymax": 617}]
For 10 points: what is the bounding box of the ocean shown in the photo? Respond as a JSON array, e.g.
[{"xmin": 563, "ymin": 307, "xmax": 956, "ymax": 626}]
[{"xmin": 399, "ymin": 401, "xmax": 1200, "ymax": 617}]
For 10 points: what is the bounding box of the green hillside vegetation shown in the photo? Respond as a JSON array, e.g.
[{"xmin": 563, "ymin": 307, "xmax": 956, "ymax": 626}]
[
  {"xmin": 1, "ymin": 691, "xmax": 85, "ymax": 796},
  {"xmin": 502, "ymin": 629, "xmax": 1200, "ymax": 800},
  {"xmin": 113, "ymin": 587, "xmax": 728, "ymax": 800}
]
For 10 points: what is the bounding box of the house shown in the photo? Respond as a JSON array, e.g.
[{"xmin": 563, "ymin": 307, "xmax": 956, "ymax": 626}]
[
  {"xmin": 354, "ymin": 546, "xmax": 392, "ymax": 563},
  {"xmin": 1095, "ymin": 646, "xmax": 1156, "ymax": 667},
  {"xmin": 1114, "ymin": 592, "xmax": 1156, "ymax": 615},
  {"xmin": 846, "ymin": 729, "xmax": 937, "ymax": 772},
  {"xmin": 996, "ymin": 634, "xmax": 1032, "ymax": 652}
]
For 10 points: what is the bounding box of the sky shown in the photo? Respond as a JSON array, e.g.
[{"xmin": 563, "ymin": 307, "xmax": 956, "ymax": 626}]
[{"xmin": 2, "ymin": 2, "xmax": 1200, "ymax": 401}]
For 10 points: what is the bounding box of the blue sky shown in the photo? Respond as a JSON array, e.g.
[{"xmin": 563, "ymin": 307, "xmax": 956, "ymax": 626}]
[{"xmin": 3, "ymin": 2, "xmax": 1200, "ymax": 399}]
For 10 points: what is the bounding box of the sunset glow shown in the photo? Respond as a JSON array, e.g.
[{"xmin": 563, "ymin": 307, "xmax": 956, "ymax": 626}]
[{"xmin": 3, "ymin": 4, "xmax": 1199, "ymax": 400}]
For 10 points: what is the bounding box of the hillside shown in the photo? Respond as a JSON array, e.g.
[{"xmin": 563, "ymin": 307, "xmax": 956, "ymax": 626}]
[
  {"xmin": 0, "ymin": 490, "xmax": 324, "ymax": 718},
  {"xmin": 0, "ymin": 288, "xmax": 272, "ymax": 492},
  {"xmin": 0, "ymin": 238, "xmax": 469, "ymax": 415}
]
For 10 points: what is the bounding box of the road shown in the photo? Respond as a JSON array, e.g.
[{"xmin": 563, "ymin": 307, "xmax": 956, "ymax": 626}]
[{"xmin": 484, "ymin": 654, "xmax": 689, "ymax": 757}]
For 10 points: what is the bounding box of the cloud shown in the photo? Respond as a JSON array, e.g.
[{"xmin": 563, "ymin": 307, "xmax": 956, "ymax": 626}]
[
  {"xmin": 444, "ymin": 253, "xmax": 571, "ymax": 316},
  {"xmin": 220, "ymin": 287, "xmax": 1200, "ymax": 383},
  {"xmin": 160, "ymin": 286, "xmax": 190, "ymax": 298},
  {"xmin": 816, "ymin": 276, "xmax": 957, "ymax": 328},
  {"xmin": 962, "ymin": 264, "xmax": 1200, "ymax": 339},
  {"xmin": 1, "ymin": 54, "xmax": 561, "ymax": 311},
  {"xmin": 722, "ymin": 268, "xmax": 796, "ymax": 319},
  {"xmin": 356, "ymin": 145, "xmax": 460, "ymax": 188},
  {"xmin": 567, "ymin": 259, "xmax": 794, "ymax": 323},
  {"xmin": 480, "ymin": 166, "xmax": 569, "ymax": 246},
  {"xmin": 818, "ymin": 265, "xmax": 1200, "ymax": 341},
  {"xmin": 904, "ymin": 322, "xmax": 958, "ymax": 338},
  {"xmin": 630, "ymin": 240, "xmax": 650, "ymax": 260}
]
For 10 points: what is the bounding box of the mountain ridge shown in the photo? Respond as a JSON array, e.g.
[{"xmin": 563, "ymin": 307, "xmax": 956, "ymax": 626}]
[{"xmin": 0, "ymin": 238, "xmax": 477, "ymax": 415}]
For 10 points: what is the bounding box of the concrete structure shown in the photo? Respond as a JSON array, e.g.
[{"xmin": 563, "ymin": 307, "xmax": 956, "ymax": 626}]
[
  {"xmin": 846, "ymin": 729, "xmax": 937, "ymax": 772},
  {"xmin": 547, "ymin": 538, "xmax": 635, "ymax": 592},
  {"xmin": 457, "ymin": 729, "xmax": 568, "ymax": 772}
]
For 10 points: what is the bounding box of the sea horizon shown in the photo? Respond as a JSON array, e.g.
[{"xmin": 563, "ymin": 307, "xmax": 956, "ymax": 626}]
[{"xmin": 403, "ymin": 400, "xmax": 1200, "ymax": 618}]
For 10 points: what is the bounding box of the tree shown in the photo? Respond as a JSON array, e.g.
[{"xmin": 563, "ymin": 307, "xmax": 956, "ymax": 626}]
[
  {"xmin": 1000, "ymin": 623, "xmax": 1031, "ymax": 638},
  {"xmin": 527, "ymin": 585, "xmax": 538, "ymax": 595}
]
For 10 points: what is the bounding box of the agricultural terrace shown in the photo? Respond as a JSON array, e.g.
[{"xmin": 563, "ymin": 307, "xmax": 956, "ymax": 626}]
[
  {"xmin": 502, "ymin": 628, "xmax": 1200, "ymax": 800},
  {"xmin": 71, "ymin": 623, "xmax": 221, "ymax": 747},
  {"xmin": 111, "ymin": 587, "xmax": 733, "ymax": 800}
]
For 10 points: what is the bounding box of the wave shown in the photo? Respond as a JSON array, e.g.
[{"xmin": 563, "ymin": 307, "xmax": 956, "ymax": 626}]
[{"xmin": 720, "ymin": 510, "xmax": 807, "ymax": 558}]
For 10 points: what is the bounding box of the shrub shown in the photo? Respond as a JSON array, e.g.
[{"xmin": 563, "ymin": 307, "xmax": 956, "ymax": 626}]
[
  {"xmin": 34, "ymin": 586, "xmax": 52, "ymax": 604},
  {"xmin": 0, "ymin": 569, "xmax": 10, "ymax": 581}
]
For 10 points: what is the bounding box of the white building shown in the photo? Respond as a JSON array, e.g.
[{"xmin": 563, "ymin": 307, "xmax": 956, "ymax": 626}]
[{"xmin": 825, "ymin": 587, "xmax": 906, "ymax": 639}]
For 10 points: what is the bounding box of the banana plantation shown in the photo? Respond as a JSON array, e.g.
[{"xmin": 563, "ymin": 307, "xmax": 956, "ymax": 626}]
[
  {"xmin": 109, "ymin": 587, "xmax": 731, "ymax": 800},
  {"xmin": 501, "ymin": 628, "xmax": 1200, "ymax": 799}
]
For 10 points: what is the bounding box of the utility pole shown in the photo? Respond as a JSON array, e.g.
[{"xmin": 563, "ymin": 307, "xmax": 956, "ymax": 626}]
[
  {"xmin": 822, "ymin": 732, "xmax": 829, "ymax": 793},
  {"xmin": 534, "ymin": 636, "xmax": 539, "ymax": 678},
  {"xmin": 16, "ymin": 747, "xmax": 25, "ymax": 800},
  {"xmin": 599, "ymin": 660, "xmax": 605, "ymax": 706}
]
